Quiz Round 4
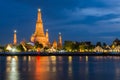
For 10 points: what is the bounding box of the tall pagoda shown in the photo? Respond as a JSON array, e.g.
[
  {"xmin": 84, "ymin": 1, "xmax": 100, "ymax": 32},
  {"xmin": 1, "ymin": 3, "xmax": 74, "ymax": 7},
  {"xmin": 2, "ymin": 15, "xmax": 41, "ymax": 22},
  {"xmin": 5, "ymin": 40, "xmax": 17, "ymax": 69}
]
[{"xmin": 31, "ymin": 9, "xmax": 49, "ymax": 47}]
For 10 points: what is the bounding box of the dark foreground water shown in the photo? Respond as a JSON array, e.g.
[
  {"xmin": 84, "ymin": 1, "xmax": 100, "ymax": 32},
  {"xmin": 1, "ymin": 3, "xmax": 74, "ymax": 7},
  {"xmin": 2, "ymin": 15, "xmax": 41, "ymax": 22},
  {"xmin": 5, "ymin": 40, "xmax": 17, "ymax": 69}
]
[{"xmin": 0, "ymin": 56, "xmax": 120, "ymax": 80}]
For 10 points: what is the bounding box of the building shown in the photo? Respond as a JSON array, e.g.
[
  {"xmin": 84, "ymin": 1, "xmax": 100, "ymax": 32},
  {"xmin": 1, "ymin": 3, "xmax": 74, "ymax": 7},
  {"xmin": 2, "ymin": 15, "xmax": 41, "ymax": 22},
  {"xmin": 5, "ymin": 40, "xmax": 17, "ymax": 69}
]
[
  {"xmin": 113, "ymin": 46, "xmax": 120, "ymax": 52},
  {"xmin": 13, "ymin": 30, "xmax": 17, "ymax": 45},
  {"xmin": 52, "ymin": 40, "xmax": 57, "ymax": 49},
  {"xmin": 31, "ymin": 8, "xmax": 62, "ymax": 49},
  {"xmin": 31, "ymin": 9, "xmax": 49, "ymax": 47},
  {"xmin": 103, "ymin": 45, "xmax": 112, "ymax": 52},
  {"xmin": 93, "ymin": 46, "xmax": 104, "ymax": 52},
  {"xmin": 58, "ymin": 32, "xmax": 62, "ymax": 49}
]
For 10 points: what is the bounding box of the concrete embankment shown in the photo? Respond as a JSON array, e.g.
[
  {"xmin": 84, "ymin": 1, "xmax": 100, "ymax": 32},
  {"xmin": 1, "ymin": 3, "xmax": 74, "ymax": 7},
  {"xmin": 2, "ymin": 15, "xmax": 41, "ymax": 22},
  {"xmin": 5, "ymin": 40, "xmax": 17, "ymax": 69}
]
[{"xmin": 0, "ymin": 52, "xmax": 120, "ymax": 56}]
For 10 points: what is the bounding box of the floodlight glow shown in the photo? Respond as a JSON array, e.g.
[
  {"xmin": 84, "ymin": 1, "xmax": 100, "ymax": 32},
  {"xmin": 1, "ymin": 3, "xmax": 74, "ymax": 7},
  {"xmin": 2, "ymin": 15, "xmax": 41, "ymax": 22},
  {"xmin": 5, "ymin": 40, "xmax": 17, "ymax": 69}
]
[
  {"xmin": 59, "ymin": 32, "xmax": 61, "ymax": 35},
  {"xmin": 38, "ymin": 8, "xmax": 41, "ymax": 12},
  {"xmin": 14, "ymin": 30, "xmax": 17, "ymax": 33},
  {"xmin": 12, "ymin": 48, "xmax": 16, "ymax": 52},
  {"xmin": 46, "ymin": 29, "xmax": 48, "ymax": 32}
]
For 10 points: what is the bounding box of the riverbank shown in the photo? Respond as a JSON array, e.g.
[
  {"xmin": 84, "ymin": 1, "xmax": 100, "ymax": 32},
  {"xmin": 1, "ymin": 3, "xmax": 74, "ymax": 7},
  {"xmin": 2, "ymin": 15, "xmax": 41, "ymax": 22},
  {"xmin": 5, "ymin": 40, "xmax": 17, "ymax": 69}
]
[{"xmin": 0, "ymin": 52, "xmax": 120, "ymax": 56}]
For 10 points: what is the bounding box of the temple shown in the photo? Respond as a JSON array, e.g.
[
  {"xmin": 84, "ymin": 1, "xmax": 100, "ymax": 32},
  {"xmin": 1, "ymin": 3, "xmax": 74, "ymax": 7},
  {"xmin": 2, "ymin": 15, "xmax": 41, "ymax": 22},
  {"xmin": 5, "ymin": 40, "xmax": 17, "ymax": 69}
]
[
  {"xmin": 58, "ymin": 32, "xmax": 62, "ymax": 49},
  {"xmin": 31, "ymin": 9, "xmax": 49, "ymax": 47},
  {"xmin": 13, "ymin": 30, "xmax": 17, "ymax": 45},
  {"xmin": 31, "ymin": 8, "xmax": 62, "ymax": 49}
]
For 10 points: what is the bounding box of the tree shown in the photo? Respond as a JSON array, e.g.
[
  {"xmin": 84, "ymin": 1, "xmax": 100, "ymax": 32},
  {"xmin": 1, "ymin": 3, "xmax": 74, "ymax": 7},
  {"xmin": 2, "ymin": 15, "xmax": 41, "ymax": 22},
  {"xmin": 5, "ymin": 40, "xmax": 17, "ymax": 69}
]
[
  {"xmin": 63, "ymin": 41, "xmax": 74, "ymax": 52},
  {"xmin": 35, "ymin": 41, "xmax": 43, "ymax": 48},
  {"xmin": 72, "ymin": 42, "xmax": 80, "ymax": 51},
  {"xmin": 16, "ymin": 44, "xmax": 25, "ymax": 52},
  {"xmin": 44, "ymin": 47, "xmax": 49, "ymax": 52},
  {"xmin": 103, "ymin": 42, "xmax": 107, "ymax": 48},
  {"xmin": 96, "ymin": 42, "xmax": 102, "ymax": 47}
]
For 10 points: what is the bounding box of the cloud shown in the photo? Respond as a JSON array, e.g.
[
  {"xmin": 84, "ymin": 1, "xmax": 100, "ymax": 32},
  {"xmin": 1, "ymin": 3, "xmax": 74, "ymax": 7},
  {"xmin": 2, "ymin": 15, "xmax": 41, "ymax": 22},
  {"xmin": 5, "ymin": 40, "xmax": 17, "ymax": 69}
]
[
  {"xmin": 70, "ymin": 7, "xmax": 120, "ymax": 17},
  {"xmin": 101, "ymin": 0, "xmax": 120, "ymax": 6},
  {"xmin": 98, "ymin": 17, "xmax": 120, "ymax": 23},
  {"xmin": 89, "ymin": 23, "xmax": 120, "ymax": 34}
]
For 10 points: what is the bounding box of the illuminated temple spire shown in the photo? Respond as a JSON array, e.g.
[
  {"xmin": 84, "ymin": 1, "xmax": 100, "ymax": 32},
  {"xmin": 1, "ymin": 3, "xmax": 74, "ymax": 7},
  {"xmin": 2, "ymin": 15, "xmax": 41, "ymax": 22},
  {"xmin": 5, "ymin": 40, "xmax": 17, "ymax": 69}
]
[
  {"xmin": 46, "ymin": 29, "xmax": 49, "ymax": 43},
  {"xmin": 37, "ymin": 9, "xmax": 42, "ymax": 22},
  {"xmin": 31, "ymin": 8, "xmax": 49, "ymax": 47},
  {"xmin": 30, "ymin": 8, "xmax": 63, "ymax": 48},
  {"xmin": 58, "ymin": 32, "xmax": 62, "ymax": 49},
  {"xmin": 34, "ymin": 8, "xmax": 45, "ymax": 37},
  {"xmin": 13, "ymin": 30, "xmax": 17, "ymax": 45}
]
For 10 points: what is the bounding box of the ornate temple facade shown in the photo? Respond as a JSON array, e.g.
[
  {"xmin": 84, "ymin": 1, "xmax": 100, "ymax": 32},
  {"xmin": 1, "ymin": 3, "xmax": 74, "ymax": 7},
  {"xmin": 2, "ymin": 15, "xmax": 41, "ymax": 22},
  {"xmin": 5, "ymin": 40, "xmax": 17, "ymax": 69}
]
[
  {"xmin": 13, "ymin": 30, "xmax": 17, "ymax": 45},
  {"xmin": 31, "ymin": 9, "xmax": 49, "ymax": 47},
  {"xmin": 31, "ymin": 9, "xmax": 62, "ymax": 49},
  {"xmin": 58, "ymin": 32, "xmax": 62, "ymax": 49}
]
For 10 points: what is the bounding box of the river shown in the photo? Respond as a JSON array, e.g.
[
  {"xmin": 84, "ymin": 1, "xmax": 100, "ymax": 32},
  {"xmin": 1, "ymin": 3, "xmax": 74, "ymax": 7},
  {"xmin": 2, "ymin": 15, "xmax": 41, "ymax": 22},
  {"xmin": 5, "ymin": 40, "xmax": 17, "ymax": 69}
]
[{"xmin": 0, "ymin": 56, "xmax": 120, "ymax": 80}]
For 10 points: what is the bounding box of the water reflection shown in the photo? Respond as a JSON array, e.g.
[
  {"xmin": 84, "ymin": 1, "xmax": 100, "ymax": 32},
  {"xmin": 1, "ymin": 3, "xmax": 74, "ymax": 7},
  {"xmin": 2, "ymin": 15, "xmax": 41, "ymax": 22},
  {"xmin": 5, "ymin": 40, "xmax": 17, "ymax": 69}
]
[
  {"xmin": 85, "ymin": 56, "xmax": 88, "ymax": 62},
  {"xmin": 51, "ymin": 56, "xmax": 57, "ymax": 72},
  {"xmin": 58, "ymin": 56, "xmax": 63, "ymax": 61},
  {"xmin": 35, "ymin": 56, "xmax": 50, "ymax": 80},
  {"xmin": 6, "ymin": 56, "xmax": 19, "ymax": 80},
  {"xmin": 85, "ymin": 56, "xmax": 89, "ymax": 79},
  {"xmin": 79, "ymin": 56, "xmax": 82, "ymax": 61},
  {"xmin": 1, "ymin": 56, "xmax": 120, "ymax": 80},
  {"xmin": 68, "ymin": 56, "xmax": 72, "ymax": 78},
  {"xmin": 68, "ymin": 56, "xmax": 72, "ymax": 63}
]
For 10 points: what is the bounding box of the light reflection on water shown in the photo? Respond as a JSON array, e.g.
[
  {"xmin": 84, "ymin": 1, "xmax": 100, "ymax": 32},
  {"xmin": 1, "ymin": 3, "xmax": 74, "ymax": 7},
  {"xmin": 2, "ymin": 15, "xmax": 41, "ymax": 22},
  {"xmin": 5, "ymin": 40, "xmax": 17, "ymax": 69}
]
[
  {"xmin": 1, "ymin": 56, "xmax": 120, "ymax": 80},
  {"xmin": 68, "ymin": 56, "xmax": 72, "ymax": 79},
  {"xmin": 6, "ymin": 56, "xmax": 19, "ymax": 80}
]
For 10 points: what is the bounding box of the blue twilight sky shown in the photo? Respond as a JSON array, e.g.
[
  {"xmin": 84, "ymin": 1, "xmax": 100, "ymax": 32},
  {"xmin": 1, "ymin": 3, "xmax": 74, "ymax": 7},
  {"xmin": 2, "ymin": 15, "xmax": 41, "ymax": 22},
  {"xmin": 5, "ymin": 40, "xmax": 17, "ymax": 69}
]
[{"xmin": 0, "ymin": 0, "xmax": 120, "ymax": 45}]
